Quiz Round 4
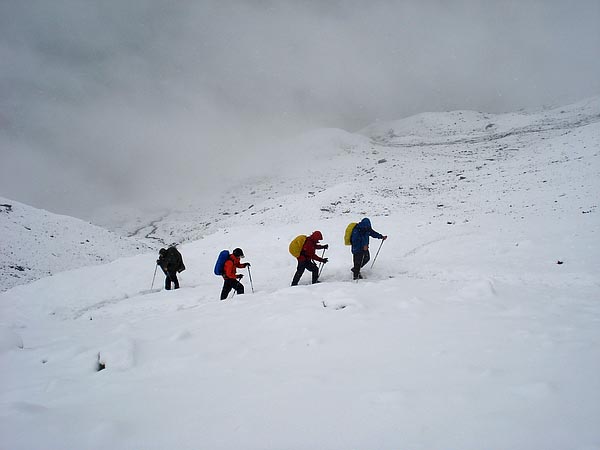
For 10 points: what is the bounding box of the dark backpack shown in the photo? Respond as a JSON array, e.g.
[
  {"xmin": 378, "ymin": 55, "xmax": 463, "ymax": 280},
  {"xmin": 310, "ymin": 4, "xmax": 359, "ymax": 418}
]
[
  {"xmin": 214, "ymin": 250, "xmax": 230, "ymax": 276},
  {"xmin": 167, "ymin": 246, "xmax": 185, "ymax": 272}
]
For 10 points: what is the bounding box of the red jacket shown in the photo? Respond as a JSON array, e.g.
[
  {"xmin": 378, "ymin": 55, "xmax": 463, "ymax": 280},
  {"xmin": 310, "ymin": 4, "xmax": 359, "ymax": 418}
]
[
  {"xmin": 223, "ymin": 254, "xmax": 245, "ymax": 279},
  {"xmin": 299, "ymin": 231, "xmax": 326, "ymax": 263}
]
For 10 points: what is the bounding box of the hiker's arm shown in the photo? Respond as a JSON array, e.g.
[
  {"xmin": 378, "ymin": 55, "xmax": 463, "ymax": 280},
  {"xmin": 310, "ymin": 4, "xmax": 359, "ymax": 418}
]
[{"xmin": 370, "ymin": 229, "xmax": 384, "ymax": 239}]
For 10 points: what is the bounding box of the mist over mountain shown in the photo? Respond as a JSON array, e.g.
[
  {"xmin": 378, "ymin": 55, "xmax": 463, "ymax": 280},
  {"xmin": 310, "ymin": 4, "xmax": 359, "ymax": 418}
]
[
  {"xmin": 97, "ymin": 96, "xmax": 600, "ymax": 245},
  {"xmin": 1, "ymin": 1, "xmax": 599, "ymax": 220}
]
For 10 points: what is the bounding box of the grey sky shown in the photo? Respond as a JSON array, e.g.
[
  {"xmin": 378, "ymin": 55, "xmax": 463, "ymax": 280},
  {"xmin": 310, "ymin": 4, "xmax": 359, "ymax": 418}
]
[{"xmin": 1, "ymin": 0, "xmax": 599, "ymax": 219}]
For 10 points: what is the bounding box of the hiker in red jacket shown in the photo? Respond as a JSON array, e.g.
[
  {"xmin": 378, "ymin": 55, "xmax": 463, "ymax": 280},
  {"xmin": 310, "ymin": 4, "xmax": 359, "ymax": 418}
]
[
  {"xmin": 291, "ymin": 231, "xmax": 328, "ymax": 286},
  {"xmin": 220, "ymin": 248, "xmax": 250, "ymax": 300}
]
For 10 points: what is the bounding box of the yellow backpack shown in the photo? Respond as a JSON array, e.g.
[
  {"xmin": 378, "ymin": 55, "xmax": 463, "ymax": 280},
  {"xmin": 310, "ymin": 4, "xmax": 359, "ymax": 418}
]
[
  {"xmin": 344, "ymin": 222, "xmax": 357, "ymax": 246},
  {"xmin": 289, "ymin": 235, "xmax": 307, "ymax": 257}
]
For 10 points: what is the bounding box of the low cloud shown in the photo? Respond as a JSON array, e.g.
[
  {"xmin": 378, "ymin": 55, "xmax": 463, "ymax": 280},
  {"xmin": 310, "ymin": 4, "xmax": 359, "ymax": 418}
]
[{"xmin": 1, "ymin": 0, "xmax": 599, "ymax": 218}]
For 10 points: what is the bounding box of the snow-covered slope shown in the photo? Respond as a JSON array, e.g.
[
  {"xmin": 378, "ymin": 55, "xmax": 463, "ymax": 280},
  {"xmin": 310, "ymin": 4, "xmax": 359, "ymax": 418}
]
[
  {"xmin": 0, "ymin": 197, "xmax": 150, "ymax": 291},
  {"xmin": 106, "ymin": 97, "xmax": 600, "ymax": 245},
  {"xmin": 1, "ymin": 98, "xmax": 599, "ymax": 449}
]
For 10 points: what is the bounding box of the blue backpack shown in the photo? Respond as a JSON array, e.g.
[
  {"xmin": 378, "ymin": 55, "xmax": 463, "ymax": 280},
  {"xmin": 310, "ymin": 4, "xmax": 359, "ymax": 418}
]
[{"xmin": 214, "ymin": 250, "xmax": 230, "ymax": 276}]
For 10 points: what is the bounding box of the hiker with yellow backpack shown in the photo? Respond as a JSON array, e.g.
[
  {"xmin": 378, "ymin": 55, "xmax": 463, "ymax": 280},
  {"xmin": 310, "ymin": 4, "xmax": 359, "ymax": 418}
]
[
  {"xmin": 289, "ymin": 231, "xmax": 329, "ymax": 286},
  {"xmin": 345, "ymin": 218, "xmax": 387, "ymax": 280}
]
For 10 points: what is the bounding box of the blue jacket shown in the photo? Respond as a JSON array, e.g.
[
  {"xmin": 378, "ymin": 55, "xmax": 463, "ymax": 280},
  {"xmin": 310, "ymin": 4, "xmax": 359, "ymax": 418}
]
[{"xmin": 350, "ymin": 218, "xmax": 383, "ymax": 254}]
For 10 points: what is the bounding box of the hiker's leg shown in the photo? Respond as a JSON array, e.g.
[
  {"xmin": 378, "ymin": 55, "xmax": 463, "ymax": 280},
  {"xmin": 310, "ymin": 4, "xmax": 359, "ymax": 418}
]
[
  {"xmin": 234, "ymin": 280, "xmax": 245, "ymax": 295},
  {"xmin": 352, "ymin": 252, "xmax": 363, "ymax": 279},
  {"xmin": 307, "ymin": 261, "xmax": 319, "ymax": 283},
  {"xmin": 168, "ymin": 269, "xmax": 179, "ymax": 289},
  {"xmin": 291, "ymin": 261, "xmax": 307, "ymax": 286},
  {"xmin": 360, "ymin": 250, "xmax": 371, "ymax": 268},
  {"xmin": 220, "ymin": 279, "xmax": 233, "ymax": 300}
]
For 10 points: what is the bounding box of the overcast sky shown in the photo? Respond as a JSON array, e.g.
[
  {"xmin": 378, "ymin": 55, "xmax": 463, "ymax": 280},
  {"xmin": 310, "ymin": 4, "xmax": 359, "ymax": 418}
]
[{"xmin": 1, "ymin": 0, "xmax": 599, "ymax": 220}]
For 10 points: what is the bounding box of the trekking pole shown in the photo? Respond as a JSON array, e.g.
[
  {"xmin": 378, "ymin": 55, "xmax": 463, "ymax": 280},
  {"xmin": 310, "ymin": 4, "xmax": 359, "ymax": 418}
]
[
  {"xmin": 247, "ymin": 266, "xmax": 254, "ymax": 293},
  {"xmin": 370, "ymin": 239, "xmax": 385, "ymax": 269},
  {"xmin": 151, "ymin": 264, "xmax": 158, "ymax": 290},
  {"xmin": 318, "ymin": 248, "xmax": 327, "ymax": 277}
]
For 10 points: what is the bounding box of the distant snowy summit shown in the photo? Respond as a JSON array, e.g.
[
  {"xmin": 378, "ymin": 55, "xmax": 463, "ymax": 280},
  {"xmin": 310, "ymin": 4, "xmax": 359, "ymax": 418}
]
[
  {"xmin": 360, "ymin": 96, "xmax": 600, "ymax": 147},
  {"xmin": 0, "ymin": 196, "xmax": 150, "ymax": 292}
]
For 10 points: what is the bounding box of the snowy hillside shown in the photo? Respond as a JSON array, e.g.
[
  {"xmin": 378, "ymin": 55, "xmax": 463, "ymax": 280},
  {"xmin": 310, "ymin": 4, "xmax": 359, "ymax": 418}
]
[
  {"xmin": 108, "ymin": 97, "xmax": 600, "ymax": 245},
  {"xmin": 0, "ymin": 197, "xmax": 150, "ymax": 292},
  {"xmin": 1, "ymin": 98, "xmax": 599, "ymax": 449}
]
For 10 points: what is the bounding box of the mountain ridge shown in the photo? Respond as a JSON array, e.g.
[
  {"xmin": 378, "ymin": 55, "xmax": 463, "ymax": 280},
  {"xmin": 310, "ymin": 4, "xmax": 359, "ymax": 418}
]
[
  {"xmin": 118, "ymin": 96, "xmax": 600, "ymax": 244},
  {"xmin": 0, "ymin": 196, "xmax": 150, "ymax": 291}
]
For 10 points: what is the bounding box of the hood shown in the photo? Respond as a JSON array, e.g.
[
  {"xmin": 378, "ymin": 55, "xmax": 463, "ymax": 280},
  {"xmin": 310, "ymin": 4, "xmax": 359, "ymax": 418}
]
[
  {"xmin": 358, "ymin": 218, "xmax": 371, "ymax": 229},
  {"xmin": 310, "ymin": 230, "xmax": 323, "ymax": 241}
]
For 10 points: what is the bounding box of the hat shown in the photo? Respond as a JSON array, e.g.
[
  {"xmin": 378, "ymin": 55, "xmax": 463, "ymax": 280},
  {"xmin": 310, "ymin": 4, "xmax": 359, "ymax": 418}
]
[{"xmin": 233, "ymin": 248, "xmax": 244, "ymax": 257}]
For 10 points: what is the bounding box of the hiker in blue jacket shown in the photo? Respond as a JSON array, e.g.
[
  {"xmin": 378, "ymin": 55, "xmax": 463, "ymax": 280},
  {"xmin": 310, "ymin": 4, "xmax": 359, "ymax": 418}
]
[{"xmin": 350, "ymin": 218, "xmax": 387, "ymax": 280}]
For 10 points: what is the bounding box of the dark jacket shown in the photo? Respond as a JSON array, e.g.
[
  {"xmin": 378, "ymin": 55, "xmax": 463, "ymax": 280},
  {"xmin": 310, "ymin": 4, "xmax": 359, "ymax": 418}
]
[
  {"xmin": 158, "ymin": 247, "xmax": 186, "ymax": 273},
  {"xmin": 299, "ymin": 231, "xmax": 327, "ymax": 263},
  {"xmin": 350, "ymin": 218, "xmax": 383, "ymax": 254}
]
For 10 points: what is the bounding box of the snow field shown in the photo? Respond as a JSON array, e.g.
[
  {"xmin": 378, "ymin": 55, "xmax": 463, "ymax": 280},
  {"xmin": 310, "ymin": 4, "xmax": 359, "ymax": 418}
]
[{"xmin": 2, "ymin": 210, "xmax": 599, "ymax": 449}]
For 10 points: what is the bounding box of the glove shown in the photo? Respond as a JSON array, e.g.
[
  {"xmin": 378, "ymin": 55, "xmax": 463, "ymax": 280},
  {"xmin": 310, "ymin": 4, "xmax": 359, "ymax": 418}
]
[
  {"xmin": 323, "ymin": 244, "xmax": 329, "ymax": 250},
  {"xmin": 236, "ymin": 274, "xmax": 244, "ymax": 279},
  {"xmin": 322, "ymin": 258, "xmax": 329, "ymax": 264},
  {"xmin": 382, "ymin": 235, "xmax": 388, "ymax": 240},
  {"xmin": 245, "ymin": 262, "xmax": 251, "ymax": 268}
]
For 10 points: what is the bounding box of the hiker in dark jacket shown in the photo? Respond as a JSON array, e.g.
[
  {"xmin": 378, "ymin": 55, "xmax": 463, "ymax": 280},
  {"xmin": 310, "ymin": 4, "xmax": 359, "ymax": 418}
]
[
  {"xmin": 221, "ymin": 248, "xmax": 250, "ymax": 300},
  {"xmin": 291, "ymin": 231, "xmax": 328, "ymax": 286},
  {"xmin": 350, "ymin": 218, "xmax": 386, "ymax": 280},
  {"xmin": 157, "ymin": 246, "xmax": 186, "ymax": 290}
]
